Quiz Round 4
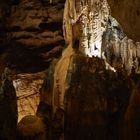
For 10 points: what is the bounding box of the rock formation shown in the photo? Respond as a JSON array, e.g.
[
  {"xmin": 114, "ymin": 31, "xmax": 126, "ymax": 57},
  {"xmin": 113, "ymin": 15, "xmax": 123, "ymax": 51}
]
[
  {"xmin": 0, "ymin": 0, "xmax": 140, "ymax": 140},
  {"xmin": 0, "ymin": 0, "xmax": 65, "ymax": 121},
  {"xmin": 39, "ymin": 0, "xmax": 140, "ymax": 140},
  {"xmin": 64, "ymin": 55, "xmax": 131, "ymax": 140},
  {"xmin": 17, "ymin": 115, "xmax": 46, "ymax": 140},
  {"xmin": 102, "ymin": 17, "xmax": 140, "ymax": 74},
  {"xmin": 14, "ymin": 71, "xmax": 45, "ymax": 121},
  {"xmin": 0, "ymin": 67, "xmax": 17, "ymax": 140},
  {"xmin": 107, "ymin": 0, "xmax": 140, "ymax": 42}
]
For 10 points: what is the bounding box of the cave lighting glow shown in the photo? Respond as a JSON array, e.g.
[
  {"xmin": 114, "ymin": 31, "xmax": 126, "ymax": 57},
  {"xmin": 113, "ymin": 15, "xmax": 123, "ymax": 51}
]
[{"xmin": 90, "ymin": 40, "xmax": 102, "ymax": 58}]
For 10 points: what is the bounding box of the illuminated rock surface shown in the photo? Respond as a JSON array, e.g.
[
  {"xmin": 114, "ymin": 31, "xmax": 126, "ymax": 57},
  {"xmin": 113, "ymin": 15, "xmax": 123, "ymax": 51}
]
[
  {"xmin": 14, "ymin": 71, "xmax": 46, "ymax": 121},
  {"xmin": 0, "ymin": 0, "xmax": 140, "ymax": 140},
  {"xmin": 0, "ymin": 0, "xmax": 65, "ymax": 121}
]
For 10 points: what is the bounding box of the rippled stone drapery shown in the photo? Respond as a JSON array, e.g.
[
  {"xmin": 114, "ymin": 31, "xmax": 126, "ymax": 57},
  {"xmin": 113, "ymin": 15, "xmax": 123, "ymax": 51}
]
[
  {"xmin": 52, "ymin": 0, "xmax": 110, "ymax": 113},
  {"xmin": 102, "ymin": 17, "xmax": 140, "ymax": 74},
  {"xmin": 52, "ymin": 0, "xmax": 140, "ymax": 115},
  {"xmin": 63, "ymin": 0, "xmax": 109, "ymax": 57}
]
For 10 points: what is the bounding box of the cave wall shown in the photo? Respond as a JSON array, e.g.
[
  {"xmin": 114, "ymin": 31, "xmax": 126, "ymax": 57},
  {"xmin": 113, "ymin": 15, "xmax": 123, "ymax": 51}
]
[
  {"xmin": 107, "ymin": 0, "xmax": 140, "ymax": 42},
  {"xmin": 0, "ymin": 0, "xmax": 65, "ymax": 73},
  {"xmin": 0, "ymin": 68, "xmax": 17, "ymax": 140},
  {"xmin": 64, "ymin": 55, "xmax": 140, "ymax": 140},
  {"xmin": 0, "ymin": 0, "xmax": 66, "ymax": 121},
  {"xmin": 0, "ymin": 0, "xmax": 140, "ymax": 140}
]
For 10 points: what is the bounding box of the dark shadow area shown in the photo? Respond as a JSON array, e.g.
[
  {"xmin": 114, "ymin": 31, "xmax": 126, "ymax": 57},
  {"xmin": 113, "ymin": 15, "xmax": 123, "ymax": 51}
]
[
  {"xmin": 0, "ymin": 41, "xmax": 57, "ymax": 73},
  {"xmin": 65, "ymin": 55, "xmax": 131, "ymax": 140}
]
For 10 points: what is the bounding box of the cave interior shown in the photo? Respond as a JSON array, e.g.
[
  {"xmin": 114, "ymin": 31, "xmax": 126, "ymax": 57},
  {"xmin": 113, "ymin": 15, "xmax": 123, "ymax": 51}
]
[{"xmin": 0, "ymin": 0, "xmax": 140, "ymax": 140}]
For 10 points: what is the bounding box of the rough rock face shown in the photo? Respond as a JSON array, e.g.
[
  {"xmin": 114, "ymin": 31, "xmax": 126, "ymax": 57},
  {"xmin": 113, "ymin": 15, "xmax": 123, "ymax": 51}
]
[
  {"xmin": 7, "ymin": 0, "xmax": 64, "ymax": 47},
  {"xmin": 124, "ymin": 80, "xmax": 140, "ymax": 140},
  {"xmin": 0, "ymin": 0, "xmax": 140, "ymax": 140},
  {"xmin": 39, "ymin": 1, "xmax": 140, "ymax": 140},
  {"xmin": 14, "ymin": 71, "xmax": 46, "ymax": 121},
  {"xmin": 0, "ymin": 0, "xmax": 65, "ymax": 121},
  {"xmin": 0, "ymin": 0, "xmax": 65, "ymax": 73},
  {"xmin": 102, "ymin": 17, "xmax": 140, "ymax": 74},
  {"xmin": 0, "ymin": 68, "xmax": 17, "ymax": 140},
  {"xmin": 64, "ymin": 55, "xmax": 130, "ymax": 140},
  {"xmin": 64, "ymin": 55, "xmax": 140, "ymax": 140},
  {"xmin": 62, "ymin": 0, "xmax": 140, "ymax": 74},
  {"xmin": 107, "ymin": 0, "xmax": 140, "ymax": 42},
  {"xmin": 63, "ymin": 0, "xmax": 109, "ymax": 57},
  {"xmin": 41, "ymin": 52, "xmax": 140, "ymax": 140},
  {"xmin": 37, "ymin": 68, "xmax": 64, "ymax": 140},
  {"xmin": 17, "ymin": 115, "xmax": 46, "ymax": 140}
]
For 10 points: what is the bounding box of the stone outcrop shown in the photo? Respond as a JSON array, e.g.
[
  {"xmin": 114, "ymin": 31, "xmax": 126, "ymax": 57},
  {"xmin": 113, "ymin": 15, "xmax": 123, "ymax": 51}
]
[{"xmin": 63, "ymin": 0, "xmax": 109, "ymax": 57}]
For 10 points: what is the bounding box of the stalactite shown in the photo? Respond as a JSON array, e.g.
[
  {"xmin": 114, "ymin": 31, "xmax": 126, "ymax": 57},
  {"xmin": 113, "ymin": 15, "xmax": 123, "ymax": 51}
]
[{"xmin": 102, "ymin": 16, "xmax": 140, "ymax": 74}]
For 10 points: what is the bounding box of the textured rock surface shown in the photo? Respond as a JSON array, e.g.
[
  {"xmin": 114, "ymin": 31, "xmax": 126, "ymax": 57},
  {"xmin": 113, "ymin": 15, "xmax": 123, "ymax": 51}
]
[
  {"xmin": 37, "ymin": 67, "xmax": 64, "ymax": 140},
  {"xmin": 63, "ymin": 0, "xmax": 109, "ymax": 57},
  {"xmin": 42, "ymin": 52, "xmax": 140, "ymax": 140},
  {"xmin": 0, "ymin": 0, "xmax": 140, "ymax": 140},
  {"xmin": 0, "ymin": 68, "xmax": 17, "ymax": 140},
  {"xmin": 62, "ymin": 0, "xmax": 140, "ymax": 74},
  {"xmin": 0, "ymin": 0, "xmax": 65, "ymax": 121},
  {"xmin": 107, "ymin": 0, "xmax": 140, "ymax": 42},
  {"xmin": 63, "ymin": 54, "xmax": 140, "ymax": 140},
  {"xmin": 102, "ymin": 17, "xmax": 140, "ymax": 74},
  {"xmin": 17, "ymin": 115, "xmax": 46, "ymax": 140},
  {"xmin": 64, "ymin": 55, "xmax": 131, "ymax": 140},
  {"xmin": 14, "ymin": 71, "xmax": 47, "ymax": 121},
  {"xmin": 0, "ymin": 0, "xmax": 65, "ymax": 73},
  {"xmin": 123, "ymin": 80, "xmax": 140, "ymax": 140}
]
